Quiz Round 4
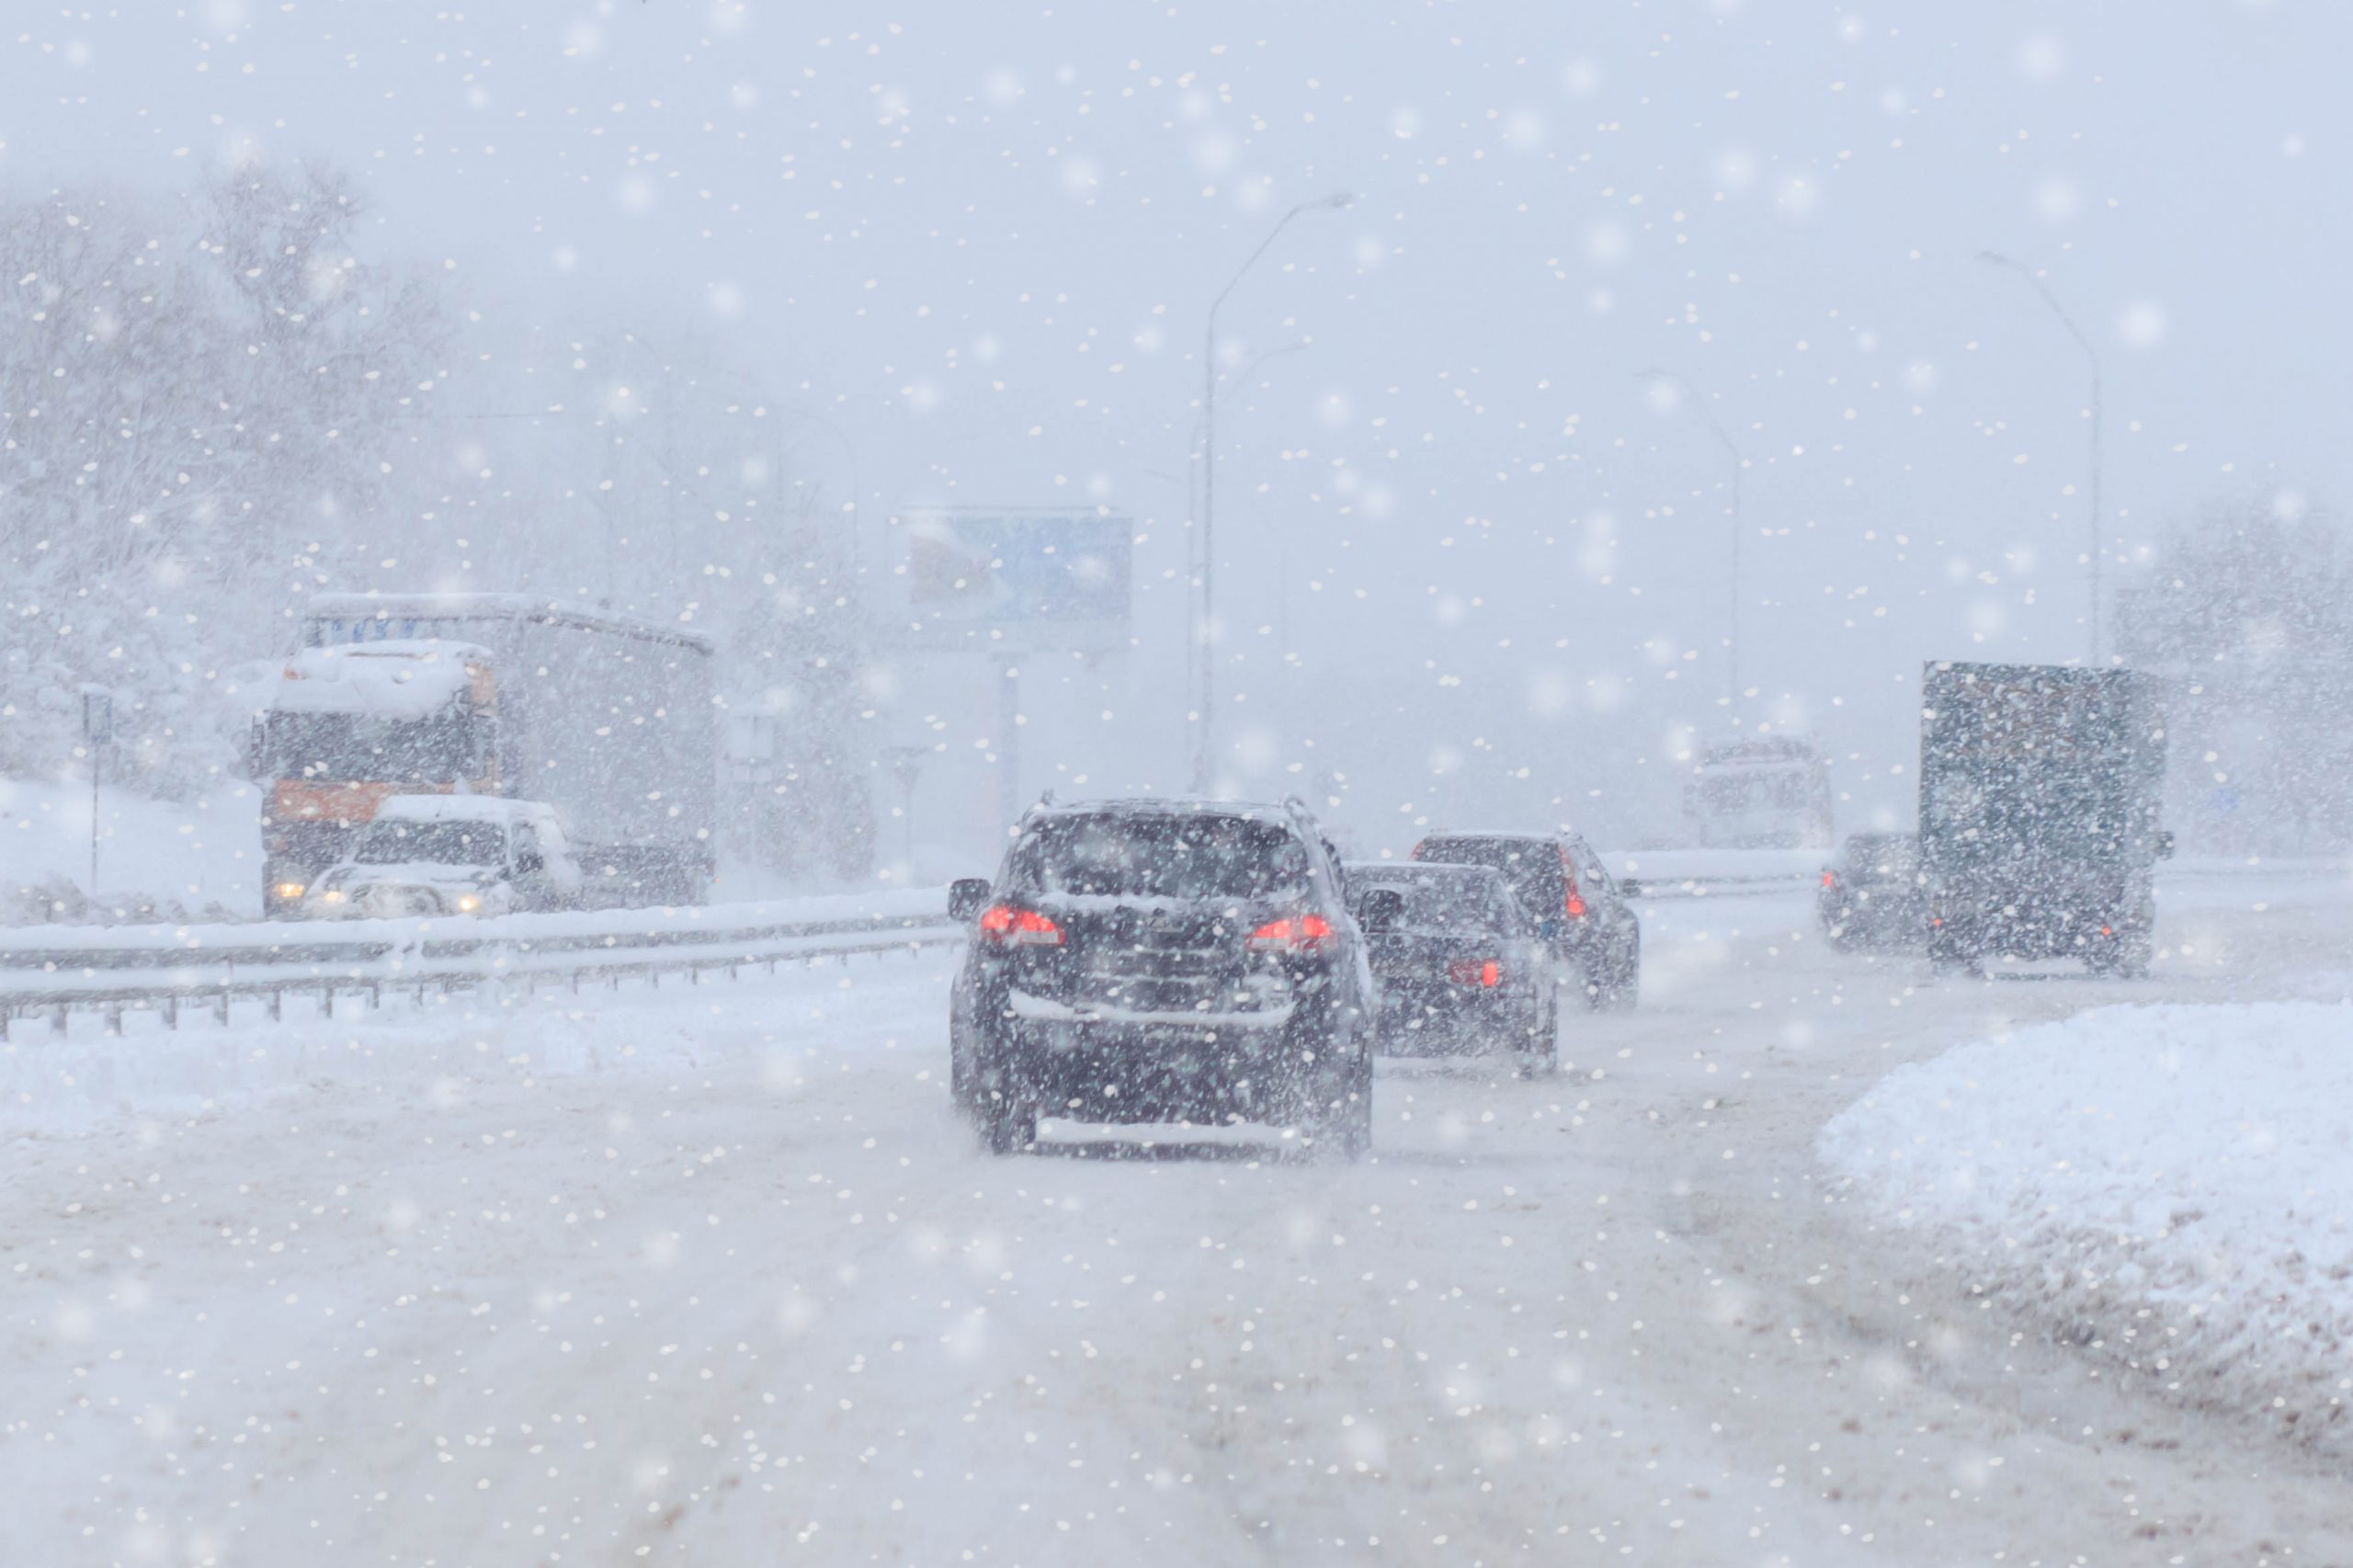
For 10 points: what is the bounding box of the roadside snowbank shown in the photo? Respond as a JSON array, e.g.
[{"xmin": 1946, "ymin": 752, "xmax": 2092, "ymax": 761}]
[
  {"xmin": 1821, "ymin": 1002, "xmax": 2353, "ymax": 1452},
  {"xmin": 1, "ymin": 948, "xmax": 938, "ymax": 1133},
  {"xmin": 0, "ymin": 778, "xmax": 261, "ymax": 922}
]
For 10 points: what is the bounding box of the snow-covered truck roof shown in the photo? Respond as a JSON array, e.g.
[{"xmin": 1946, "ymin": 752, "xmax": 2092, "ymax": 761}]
[
  {"xmin": 370, "ymin": 794, "xmax": 560, "ymax": 828},
  {"xmin": 305, "ymin": 592, "xmax": 714, "ymax": 653},
  {"xmin": 269, "ymin": 642, "xmax": 489, "ymax": 718}
]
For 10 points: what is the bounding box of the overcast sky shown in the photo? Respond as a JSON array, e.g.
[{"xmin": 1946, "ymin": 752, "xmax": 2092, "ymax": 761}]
[{"xmin": 6, "ymin": 0, "xmax": 2344, "ymax": 843}]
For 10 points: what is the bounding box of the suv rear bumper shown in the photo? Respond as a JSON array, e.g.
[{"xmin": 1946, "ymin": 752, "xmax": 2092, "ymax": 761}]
[{"xmin": 968, "ymin": 1005, "xmax": 1358, "ymax": 1126}]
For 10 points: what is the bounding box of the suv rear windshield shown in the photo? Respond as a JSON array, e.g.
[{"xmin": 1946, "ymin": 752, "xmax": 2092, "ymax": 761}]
[
  {"xmin": 356, "ymin": 820, "xmax": 506, "ymax": 866},
  {"xmin": 1007, "ymin": 812, "xmax": 1312, "ymax": 902}
]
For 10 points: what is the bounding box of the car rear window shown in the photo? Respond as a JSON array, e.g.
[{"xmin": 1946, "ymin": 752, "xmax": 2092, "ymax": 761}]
[
  {"xmin": 1414, "ymin": 835, "xmax": 1563, "ymax": 911},
  {"xmin": 1007, "ymin": 812, "xmax": 1312, "ymax": 902},
  {"xmin": 1842, "ymin": 835, "xmax": 1919, "ymax": 873},
  {"xmin": 1350, "ymin": 870, "xmax": 1520, "ymax": 933}
]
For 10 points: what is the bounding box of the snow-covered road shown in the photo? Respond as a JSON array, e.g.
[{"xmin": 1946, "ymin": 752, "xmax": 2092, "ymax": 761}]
[{"xmin": 7, "ymin": 877, "xmax": 2352, "ymax": 1565}]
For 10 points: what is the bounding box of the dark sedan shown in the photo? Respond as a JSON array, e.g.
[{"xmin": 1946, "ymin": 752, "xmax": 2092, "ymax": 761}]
[
  {"xmin": 1345, "ymin": 862, "xmax": 1561, "ymax": 1074},
  {"xmin": 1409, "ymin": 830, "xmax": 1641, "ymax": 1009}
]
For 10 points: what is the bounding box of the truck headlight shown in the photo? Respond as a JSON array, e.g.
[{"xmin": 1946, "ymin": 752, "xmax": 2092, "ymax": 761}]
[
  {"xmin": 275, "ymin": 881, "xmax": 306, "ymax": 901},
  {"xmin": 456, "ymin": 893, "xmax": 481, "ymax": 914}
]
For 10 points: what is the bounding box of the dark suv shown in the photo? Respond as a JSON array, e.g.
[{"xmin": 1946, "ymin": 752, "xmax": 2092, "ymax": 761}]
[
  {"xmin": 1819, "ymin": 831, "xmax": 1927, "ymax": 951},
  {"xmin": 1410, "ymin": 830, "xmax": 1642, "ymax": 1009},
  {"xmin": 947, "ymin": 798, "xmax": 1377, "ymax": 1157}
]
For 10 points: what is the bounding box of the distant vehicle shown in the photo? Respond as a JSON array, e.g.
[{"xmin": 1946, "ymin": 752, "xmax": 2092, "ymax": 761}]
[
  {"xmin": 255, "ymin": 594, "xmax": 716, "ymax": 916},
  {"xmin": 1684, "ymin": 735, "xmax": 1836, "ymax": 849},
  {"xmin": 1409, "ymin": 830, "xmax": 1641, "ymax": 1009},
  {"xmin": 1344, "ymin": 862, "xmax": 1562, "ymax": 1074},
  {"xmin": 1919, "ymin": 661, "xmax": 2173, "ymax": 977},
  {"xmin": 304, "ymin": 797, "xmax": 582, "ymax": 919},
  {"xmin": 1818, "ymin": 832, "xmax": 1927, "ymax": 950},
  {"xmin": 946, "ymin": 798, "xmax": 1377, "ymax": 1157}
]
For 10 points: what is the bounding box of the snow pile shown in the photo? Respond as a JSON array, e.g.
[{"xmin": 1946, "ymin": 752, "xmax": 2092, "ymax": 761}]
[
  {"xmin": 0, "ymin": 779, "xmax": 261, "ymax": 923},
  {"xmin": 1821, "ymin": 1002, "xmax": 2353, "ymax": 1451}
]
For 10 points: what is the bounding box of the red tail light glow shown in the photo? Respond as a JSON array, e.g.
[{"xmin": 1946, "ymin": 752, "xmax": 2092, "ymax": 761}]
[
  {"xmin": 977, "ymin": 904, "xmax": 1064, "ymax": 947},
  {"xmin": 1558, "ymin": 846, "xmax": 1587, "ymax": 919},
  {"xmin": 1447, "ymin": 958, "xmax": 1504, "ymax": 987},
  {"xmin": 1248, "ymin": 914, "xmax": 1338, "ymax": 954},
  {"xmin": 1822, "ymin": 870, "xmax": 1836, "ymax": 888}
]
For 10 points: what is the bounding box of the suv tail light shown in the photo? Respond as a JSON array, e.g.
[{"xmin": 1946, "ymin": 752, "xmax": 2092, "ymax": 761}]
[
  {"xmin": 1557, "ymin": 846, "xmax": 1587, "ymax": 919},
  {"xmin": 1446, "ymin": 958, "xmax": 1503, "ymax": 987},
  {"xmin": 1248, "ymin": 914, "xmax": 1338, "ymax": 954},
  {"xmin": 977, "ymin": 904, "xmax": 1064, "ymax": 947},
  {"xmin": 1821, "ymin": 870, "xmax": 1837, "ymax": 888}
]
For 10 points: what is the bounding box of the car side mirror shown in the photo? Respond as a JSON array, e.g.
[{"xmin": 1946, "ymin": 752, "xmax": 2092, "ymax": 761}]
[
  {"xmin": 1357, "ymin": 888, "xmax": 1405, "ymax": 935},
  {"xmin": 949, "ymin": 878, "xmax": 995, "ymax": 923},
  {"xmin": 2154, "ymin": 829, "xmax": 2176, "ymax": 861}
]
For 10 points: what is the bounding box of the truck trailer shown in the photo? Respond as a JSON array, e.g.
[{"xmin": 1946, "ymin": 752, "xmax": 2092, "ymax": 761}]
[
  {"xmin": 1918, "ymin": 660, "xmax": 2171, "ymax": 977},
  {"xmin": 256, "ymin": 593, "xmax": 716, "ymax": 915}
]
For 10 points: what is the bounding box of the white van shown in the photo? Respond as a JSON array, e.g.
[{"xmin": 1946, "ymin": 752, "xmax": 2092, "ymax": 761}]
[{"xmin": 302, "ymin": 796, "xmax": 582, "ymax": 918}]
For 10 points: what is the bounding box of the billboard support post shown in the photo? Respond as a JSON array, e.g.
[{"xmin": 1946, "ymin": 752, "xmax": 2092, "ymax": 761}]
[
  {"xmin": 81, "ymin": 687, "xmax": 113, "ymax": 901},
  {"xmin": 999, "ymin": 659, "xmax": 1023, "ymax": 835}
]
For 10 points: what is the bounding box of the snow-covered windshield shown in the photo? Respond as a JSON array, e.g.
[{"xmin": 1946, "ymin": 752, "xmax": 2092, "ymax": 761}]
[
  {"xmin": 1006, "ymin": 813, "xmax": 1310, "ymax": 902},
  {"xmin": 353, "ymin": 820, "xmax": 505, "ymax": 868},
  {"xmin": 262, "ymin": 710, "xmax": 478, "ymax": 783}
]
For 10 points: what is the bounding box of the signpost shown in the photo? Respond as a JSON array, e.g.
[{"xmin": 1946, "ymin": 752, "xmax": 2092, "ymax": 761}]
[
  {"xmin": 80, "ymin": 687, "xmax": 113, "ymax": 900},
  {"xmin": 880, "ymin": 744, "xmax": 929, "ymax": 874}
]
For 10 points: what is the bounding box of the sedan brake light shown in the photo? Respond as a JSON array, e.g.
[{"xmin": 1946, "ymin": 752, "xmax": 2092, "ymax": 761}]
[
  {"xmin": 1248, "ymin": 914, "xmax": 1337, "ymax": 954},
  {"xmin": 977, "ymin": 904, "xmax": 1064, "ymax": 947}
]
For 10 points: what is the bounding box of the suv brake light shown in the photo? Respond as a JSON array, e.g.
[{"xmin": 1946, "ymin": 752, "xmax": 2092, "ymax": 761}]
[
  {"xmin": 977, "ymin": 904, "xmax": 1064, "ymax": 947},
  {"xmin": 1446, "ymin": 958, "xmax": 1503, "ymax": 987},
  {"xmin": 1821, "ymin": 870, "xmax": 1836, "ymax": 888},
  {"xmin": 1248, "ymin": 914, "xmax": 1337, "ymax": 954},
  {"xmin": 1557, "ymin": 846, "xmax": 1587, "ymax": 919}
]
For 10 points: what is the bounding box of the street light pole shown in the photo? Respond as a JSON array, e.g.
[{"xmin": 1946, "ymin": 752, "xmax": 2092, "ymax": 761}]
[
  {"xmin": 1979, "ymin": 250, "xmax": 2105, "ymax": 665},
  {"xmin": 1193, "ymin": 190, "xmax": 1351, "ymax": 793},
  {"xmin": 1636, "ymin": 369, "xmax": 1745, "ymax": 706}
]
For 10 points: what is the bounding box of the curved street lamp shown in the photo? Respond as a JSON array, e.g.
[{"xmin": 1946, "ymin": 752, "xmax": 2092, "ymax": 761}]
[
  {"xmin": 1979, "ymin": 250, "xmax": 2105, "ymax": 665},
  {"xmin": 1636, "ymin": 369, "xmax": 1745, "ymax": 706},
  {"xmin": 1192, "ymin": 190, "xmax": 1352, "ymax": 793}
]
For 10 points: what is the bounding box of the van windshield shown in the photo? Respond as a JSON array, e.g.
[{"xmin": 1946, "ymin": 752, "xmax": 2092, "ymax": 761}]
[{"xmin": 355, "ymin": 821, "xmax": 506, "ymax": 867}]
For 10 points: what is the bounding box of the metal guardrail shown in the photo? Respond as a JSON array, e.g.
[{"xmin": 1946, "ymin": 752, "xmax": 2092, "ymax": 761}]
[
  {"xmin": 0, "ymin": 868, "xmax": 1812, "ymax": 1039},
  {"xmin": 7, "ymin": 856, "xmax": 2329, "ymax": 1039},
  {"xmin": 0, "ymin": 904, "xmax": 963, "ymax": 1040},
  {"xmin": 1617, "ymin": 871, "xmax": 1814, "ymax": 901}
]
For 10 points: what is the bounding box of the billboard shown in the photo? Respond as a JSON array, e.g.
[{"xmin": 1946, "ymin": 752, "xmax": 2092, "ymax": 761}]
[{"xmin": 892, "ymin": 510, "xmax": 1131, "ymax": 653}]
